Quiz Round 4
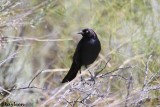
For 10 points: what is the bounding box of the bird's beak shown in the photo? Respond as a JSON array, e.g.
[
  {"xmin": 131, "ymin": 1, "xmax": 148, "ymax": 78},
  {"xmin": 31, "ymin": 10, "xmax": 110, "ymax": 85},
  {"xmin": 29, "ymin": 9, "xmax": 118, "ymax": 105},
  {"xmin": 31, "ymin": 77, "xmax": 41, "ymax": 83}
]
[{"xmin": 77, "ymin": 31, "xmax": 84, "ymax": 35}]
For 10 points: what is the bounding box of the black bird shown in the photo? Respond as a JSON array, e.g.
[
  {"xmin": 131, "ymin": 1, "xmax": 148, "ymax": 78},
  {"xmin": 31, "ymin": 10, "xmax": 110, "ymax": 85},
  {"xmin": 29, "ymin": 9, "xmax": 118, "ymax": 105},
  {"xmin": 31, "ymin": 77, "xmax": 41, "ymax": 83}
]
[{"xmin": 62, "ymin": 28, "xmax": 101, "ymax": 83}]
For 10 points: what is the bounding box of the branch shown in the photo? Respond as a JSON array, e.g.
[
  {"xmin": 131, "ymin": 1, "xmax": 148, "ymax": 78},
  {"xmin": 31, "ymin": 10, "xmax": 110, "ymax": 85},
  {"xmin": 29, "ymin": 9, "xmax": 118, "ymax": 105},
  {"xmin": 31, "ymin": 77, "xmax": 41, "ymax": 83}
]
[
  {"xmin": 136, "ymin": 55, "xmax": 152, "ymax": 107},
  {"xmin": 0, "ymin": 52, "xmax": 18, "ymax": 67},
  {"xmin": 125, "ymin": 74, "xmax": 133, "ymax": 107}
]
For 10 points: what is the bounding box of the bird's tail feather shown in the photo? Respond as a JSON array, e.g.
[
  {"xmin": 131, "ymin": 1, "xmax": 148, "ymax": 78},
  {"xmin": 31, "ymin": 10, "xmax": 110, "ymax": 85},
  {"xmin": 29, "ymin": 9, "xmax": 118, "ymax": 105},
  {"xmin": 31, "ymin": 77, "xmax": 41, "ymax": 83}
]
[{"xmin": 62, "ymin": 62, "xmax": 81, "ymax": 83}]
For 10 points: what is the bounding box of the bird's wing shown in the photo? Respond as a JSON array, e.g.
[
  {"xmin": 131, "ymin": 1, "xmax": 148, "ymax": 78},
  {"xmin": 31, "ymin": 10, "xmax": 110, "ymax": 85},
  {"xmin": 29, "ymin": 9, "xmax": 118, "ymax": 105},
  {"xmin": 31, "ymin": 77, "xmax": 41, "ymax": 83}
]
[
  {"xmin": 62, "ymin": 39, "xmax": 83, "ymax": 83},
  {"xmin": 73, "ymin": 39, "xmax": 83, "ymax": 64}
]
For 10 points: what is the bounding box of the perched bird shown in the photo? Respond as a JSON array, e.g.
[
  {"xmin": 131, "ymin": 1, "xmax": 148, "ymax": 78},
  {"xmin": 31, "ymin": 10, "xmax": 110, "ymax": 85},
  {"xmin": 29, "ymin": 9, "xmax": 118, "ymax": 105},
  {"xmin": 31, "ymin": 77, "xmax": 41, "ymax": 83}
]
[{"xmin": 62, "ymin": 28, "xmax": 101, "ymax": 83}]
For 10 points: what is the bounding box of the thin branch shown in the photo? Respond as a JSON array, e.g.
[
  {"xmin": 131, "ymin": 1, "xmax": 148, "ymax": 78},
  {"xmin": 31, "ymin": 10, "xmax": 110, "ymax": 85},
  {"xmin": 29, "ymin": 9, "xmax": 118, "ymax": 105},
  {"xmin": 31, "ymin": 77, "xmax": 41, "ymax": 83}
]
[
  {"xmin": 0, "ymin": 0, "xmax": 58, "ymax": 27},
  {"xmin": 0, "ymin": 87, "xmax": 13, "ymax": 95},
  {"xmin": 99, "ymin": 66, "xmax": 133, "ymax": 78},
  {"xmin": 146, "ymin": 70, "xmax": 160, "ymax": 84},
  {"xmin": 7, "ymin": 37, "xmax": 72, "ymax": 42},
  {"xmin": 94, "ymin": 57, "xmax": 111, "ymax": 77},
  {"xmin": 63, "ymin": 98, "xmax": 73, "ymax": 107},
  {"xmin": 125, "ymin": 74, "xmax": 133, "ymax": 107},
  {"xmin": 8, "ymin": 86, "xmax": 44, "ymax": 91},
  {"xmin": 136, "ymin": 55, "xmax": 152, "ymax": 107},
  {"xmin": 80, "ymin": 93, "xmax": 91, "ymax": 104},
  {"xmin": 0, "ymin": 0, "xmax": 19, "ymax": 12},
  {"xmin": 0, "ymin": 52, "xmax": 18, "ymax": 67},
  {"xmin": 143, "ymin": 55, "xmax": 152, "ymax": 89},
  {"xmin": 28, "ymin": 71, "xmax": 43, "ymax": 87}
]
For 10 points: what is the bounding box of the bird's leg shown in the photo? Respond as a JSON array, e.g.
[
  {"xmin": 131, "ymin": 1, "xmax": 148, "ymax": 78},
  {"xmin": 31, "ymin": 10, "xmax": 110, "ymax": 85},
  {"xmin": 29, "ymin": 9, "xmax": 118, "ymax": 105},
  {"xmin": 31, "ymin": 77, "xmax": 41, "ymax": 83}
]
[
  {"xmin": 80, "ymin": 68, "xmax": 86, "ymax": 86},
  {"xmin": 85, "ymin": 65, "xmax": 95, "ymax": 84},
  {"xmin": 80, "ymin": 68, "xmax": 84, "ymax": 82}
]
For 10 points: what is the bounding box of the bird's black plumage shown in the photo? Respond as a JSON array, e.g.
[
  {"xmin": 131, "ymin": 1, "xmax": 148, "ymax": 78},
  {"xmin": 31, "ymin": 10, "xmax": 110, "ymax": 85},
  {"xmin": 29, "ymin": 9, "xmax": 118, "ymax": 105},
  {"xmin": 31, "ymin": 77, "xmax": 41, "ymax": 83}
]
[{"xmin": 62, "ymin": 28, "xmax": 101, "ymax": 83}]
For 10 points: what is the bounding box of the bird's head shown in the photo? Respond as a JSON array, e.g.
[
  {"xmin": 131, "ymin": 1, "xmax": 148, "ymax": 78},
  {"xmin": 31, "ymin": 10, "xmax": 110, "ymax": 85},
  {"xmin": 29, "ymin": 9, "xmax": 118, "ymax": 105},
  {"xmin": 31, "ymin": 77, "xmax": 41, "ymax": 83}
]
[{"xmin": 77, "ymin": 28, "xmax": 97, "ymax": 38}]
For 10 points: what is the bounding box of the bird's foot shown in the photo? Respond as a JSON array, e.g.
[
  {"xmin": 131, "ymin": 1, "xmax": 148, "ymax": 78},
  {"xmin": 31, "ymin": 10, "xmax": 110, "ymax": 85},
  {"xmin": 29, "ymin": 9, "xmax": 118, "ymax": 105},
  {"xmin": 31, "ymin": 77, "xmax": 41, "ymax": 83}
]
[
  {"xmin": 89, "ymin": 70, "xmax": 96, "ymax": 85},
  {"xmin": 81, "ymin": 75, "xmax": 84, "ymax": 82},
  {"xmin": 81, "ymin": 76, "xmax": 87, "ymax": 86},
  {"xmin": 89, "ymin": 77, "xmax": 95, "ymax": 85}
]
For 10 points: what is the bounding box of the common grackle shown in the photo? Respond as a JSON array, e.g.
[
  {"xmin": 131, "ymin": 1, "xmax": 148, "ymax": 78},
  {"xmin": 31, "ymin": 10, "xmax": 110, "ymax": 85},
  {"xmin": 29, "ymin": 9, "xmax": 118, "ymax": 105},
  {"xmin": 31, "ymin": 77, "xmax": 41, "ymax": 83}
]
[{"xmin": 62, "ymin": 28, "xmax": 101, "ymax": 83}]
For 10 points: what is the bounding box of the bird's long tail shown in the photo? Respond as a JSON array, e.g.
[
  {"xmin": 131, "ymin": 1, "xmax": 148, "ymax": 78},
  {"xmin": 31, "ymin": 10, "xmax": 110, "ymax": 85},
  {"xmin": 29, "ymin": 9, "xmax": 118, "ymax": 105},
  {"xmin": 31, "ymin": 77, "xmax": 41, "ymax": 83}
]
[{"xmin": 62, "ymin": 62, "xmax": 81, "ymax": 83}]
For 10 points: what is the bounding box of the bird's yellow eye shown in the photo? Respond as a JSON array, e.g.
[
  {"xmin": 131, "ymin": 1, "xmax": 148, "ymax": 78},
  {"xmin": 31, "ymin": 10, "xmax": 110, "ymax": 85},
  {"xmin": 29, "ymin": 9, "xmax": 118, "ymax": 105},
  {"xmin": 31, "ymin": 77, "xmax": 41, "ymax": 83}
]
[{"xmin": 86, "ymin": 30, "xmax": 89, "ymax": 33}]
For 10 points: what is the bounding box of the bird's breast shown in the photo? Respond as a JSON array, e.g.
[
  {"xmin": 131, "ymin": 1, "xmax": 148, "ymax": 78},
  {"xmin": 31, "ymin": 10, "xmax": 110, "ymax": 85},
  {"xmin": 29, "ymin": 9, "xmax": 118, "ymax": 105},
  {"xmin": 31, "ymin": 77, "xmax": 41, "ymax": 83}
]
[{"xmin": 80, "ymin": 38, "xmax": 101, "ymax": 65}]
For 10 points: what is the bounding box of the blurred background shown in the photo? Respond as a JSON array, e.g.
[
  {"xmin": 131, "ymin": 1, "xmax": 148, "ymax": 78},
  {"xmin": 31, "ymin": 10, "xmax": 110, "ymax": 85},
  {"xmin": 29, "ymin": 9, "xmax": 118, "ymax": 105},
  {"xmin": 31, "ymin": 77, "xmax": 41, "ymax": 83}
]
[{"xmin": 0, "ymin": 0, "xmax": 160, "ymax": 106}]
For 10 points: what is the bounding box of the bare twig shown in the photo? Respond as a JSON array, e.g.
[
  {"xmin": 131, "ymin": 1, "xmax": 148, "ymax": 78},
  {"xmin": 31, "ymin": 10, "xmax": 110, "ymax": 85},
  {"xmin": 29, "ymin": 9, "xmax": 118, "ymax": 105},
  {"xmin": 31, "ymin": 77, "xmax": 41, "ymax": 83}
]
[
  {"xmin": 0, "ymin": 0, "xmax": 58, "ymax": 27},
  {"xmin": 7, "ymin": 86, "xmax": 44, "ymax": 91},
  {"xmin": 28, "ymin": 60, "xmax": 55, "ymax": 88},
  {"xmin": 136, "ymin": 55, "xmax": 152, "ymax": 107},
  {"xmin": 28, "ymin": 71, "xmax": 43, "ymax": 87},
  {"xmin": 125, "ymin": 74, "xmax": 133, "ymax": 107},
  {"xmin": 0, "ymin": 0, "xmax": 19, "ymax": 12},
  {"xmin": 7, "ymin": 37, "xmax": 72, "ymax": 42},
  {"xmin": 63, "ymin": 98, "xmax": 73, "ymax": 107},
  {"xmin": 80, "ymin": 93, "xmax": 91, "ymax": 104},
  {"xmin": 143, "ymin": 55, "xmax": 152, "ymax": 88},
  {"xmin": 0, "ymin": 52, "xmax": 18, "ymax": 67},
  {"xmin": 94, "ymin": 57, "xmax": 111, "ymax": 77},
  {"xmin": 0, "ymin": 87, "xmax": 13, "ymax": 95},
  {"xmin": 98, "ymin": 66, "xmax": 133, "ymax": 78}
]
